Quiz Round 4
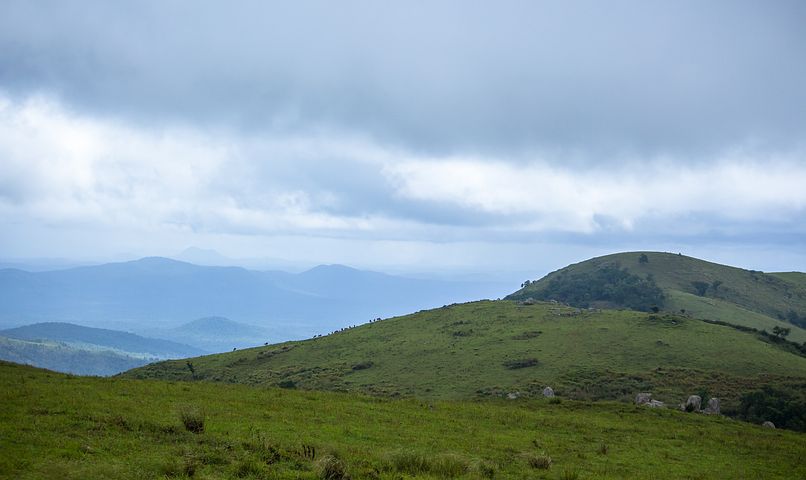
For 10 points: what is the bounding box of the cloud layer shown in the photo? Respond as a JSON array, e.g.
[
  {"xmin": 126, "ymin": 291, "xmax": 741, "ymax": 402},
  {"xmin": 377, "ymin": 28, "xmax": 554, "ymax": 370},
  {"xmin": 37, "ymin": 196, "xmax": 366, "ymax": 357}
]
[{"xmin": 1, "ymin": 2, "xmax": 805, "ymax": 273}]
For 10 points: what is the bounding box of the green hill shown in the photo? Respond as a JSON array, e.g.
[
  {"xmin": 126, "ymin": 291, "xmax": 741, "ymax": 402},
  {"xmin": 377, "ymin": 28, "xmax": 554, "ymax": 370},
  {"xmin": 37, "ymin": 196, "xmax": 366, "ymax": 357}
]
[
  {"xmin": 125, "ymin": 300, "xmax": 806, "ymax": 413},
  {"xmin": 2, "ymin": 361, "xmax": 805, "ymax": 479},
  {"xmin": 507, "ymin": 252, "xmax": 806, "ymax": 342}
]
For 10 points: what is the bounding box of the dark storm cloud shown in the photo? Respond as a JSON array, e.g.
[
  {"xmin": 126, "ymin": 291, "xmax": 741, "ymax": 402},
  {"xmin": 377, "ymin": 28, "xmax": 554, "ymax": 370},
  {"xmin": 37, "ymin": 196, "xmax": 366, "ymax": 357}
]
[{"xmin": 2, "ymin": 0, "xmax": 805, "ymax": 157}]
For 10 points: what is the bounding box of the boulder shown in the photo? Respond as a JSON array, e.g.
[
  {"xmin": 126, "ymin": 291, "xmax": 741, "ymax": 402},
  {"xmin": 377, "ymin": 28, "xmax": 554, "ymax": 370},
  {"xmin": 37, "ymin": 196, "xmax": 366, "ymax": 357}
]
[
  {"xmin": 646, "ymin": 399, "xmax": 665, "ymax": 408},
  {"xmin": 542, "ymin": 386, "xmax": 555, "ymax": 398},
  {"xmin": 703, "ymin": 397, "xmax": 720, "ymax": 415},
  {"xmin": 635, "ymin": 393, "xmax": 652, "ymax": 405},
  {"xmin": 506, "ymin": 392, "xmax": 520, "ymax": 400},
  {"xmin": 762, "ymin": 421, "xmax": 776, "ymax": 429},
  {"xmin": 684, "ymin": 395, "xmax": 702, "ymax": 412}
]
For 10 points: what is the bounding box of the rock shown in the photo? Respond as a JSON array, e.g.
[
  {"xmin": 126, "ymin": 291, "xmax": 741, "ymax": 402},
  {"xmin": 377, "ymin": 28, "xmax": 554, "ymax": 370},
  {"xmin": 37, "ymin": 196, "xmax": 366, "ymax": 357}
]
[
  {"xmin": 635, "ymin": 393, "xmax": 652, "ymax": 405},
  {"xmin": 542, "ymin": 386, "xmax": 555, "ymax": 398},
  {"xmin": 684, "ymin": 395, "xmax": 702, "ymax": 412},
  {"xmin": 646, "ymin": 399, "xmax": 665, "ymax": 408},
  {"xmin": 762, "ymin": 421, "xmax": 776, "ymax": 429},
  {"xmin": 506, "ymin": 392, "xmax": 520, "ymax": 400},
  {"xmin": 704, "ymin": 397, "xmax": 720, "ymax": 415}
]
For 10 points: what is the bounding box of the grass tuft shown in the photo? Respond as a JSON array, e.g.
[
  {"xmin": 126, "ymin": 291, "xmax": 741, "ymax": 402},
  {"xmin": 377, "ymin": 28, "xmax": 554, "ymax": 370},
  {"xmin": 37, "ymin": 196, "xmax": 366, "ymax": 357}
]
[
  {"xmin": 178, "ymin": 405, "xmax": 205, "ymax": 434},
  {"xmin": 316, "ymin": 454, "xmax": 349, "ymax": 480}
]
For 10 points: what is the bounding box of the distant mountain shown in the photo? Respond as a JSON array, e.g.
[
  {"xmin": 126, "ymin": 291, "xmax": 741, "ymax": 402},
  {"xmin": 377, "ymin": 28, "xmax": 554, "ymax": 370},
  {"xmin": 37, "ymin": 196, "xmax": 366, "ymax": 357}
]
[
  {"xmin": 0, "ymin": 336, "xmax": 151, "ymax": 376},
  {"xmin": 0, "ymin": 322, "xmax": 203, "ymax": 358},
  {"xmin": 0, "ymin": 257, "xmax": 511, "ymax": 341},
  {"xmin": 146, "ymin": 316, "xmax": 271, "ymax": 352},
  {"xmin": 507, "ymin": 251, "xmax": 806, "ymax": 342}
]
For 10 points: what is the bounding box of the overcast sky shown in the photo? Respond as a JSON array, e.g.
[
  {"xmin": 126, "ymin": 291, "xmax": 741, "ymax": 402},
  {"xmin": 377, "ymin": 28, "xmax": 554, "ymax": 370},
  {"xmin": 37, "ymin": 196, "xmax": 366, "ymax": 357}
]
[{"xmin": 1, "ymin": 1, "xmax": 805, "ymax": 277}]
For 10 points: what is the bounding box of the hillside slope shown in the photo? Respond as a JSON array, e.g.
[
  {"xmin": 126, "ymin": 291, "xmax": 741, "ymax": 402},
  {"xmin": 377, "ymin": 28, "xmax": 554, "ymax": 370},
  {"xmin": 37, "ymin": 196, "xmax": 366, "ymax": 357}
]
[
  {"xmin": 125, "ymin": 301, "xmax": 806, "ymax": 410},
  {"xmin": 507, "ymin": 252, "xmax": 806, "ymax": 342},
  {"xmin": 3, "ymin": 361, "xmax": 805, "ymax": 479}
]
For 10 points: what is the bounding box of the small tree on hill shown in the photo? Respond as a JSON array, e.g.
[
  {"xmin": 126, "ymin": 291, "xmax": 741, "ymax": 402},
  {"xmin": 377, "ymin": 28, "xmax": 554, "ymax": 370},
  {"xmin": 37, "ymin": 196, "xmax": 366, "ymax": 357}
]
[
  {"xmin": 639, "ymin": 254, "xmax": 649, "ymax": 264},
  {"xmin": 772, "ymin": 326, "xmax": 791, "ymax": 338}
]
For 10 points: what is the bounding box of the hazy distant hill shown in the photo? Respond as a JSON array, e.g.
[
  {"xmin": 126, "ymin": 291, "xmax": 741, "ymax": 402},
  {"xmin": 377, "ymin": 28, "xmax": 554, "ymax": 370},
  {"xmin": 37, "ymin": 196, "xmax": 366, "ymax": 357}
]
[
  {"xmin": 145, "ymin": 316, "xmax": 271, "ymax": 352},
  {"xmin": 0, "ymin": 322, "xmax": 203, "ymax": 376},
  {"xmin": 0, "ymin": 336, "xmax": 151, "ymax": 376},
  {"xmin": 508, "ymin": 252, "xmax": 806, "ymax": 342},
  {"xmin": 0, "ymin": 257, "xmax": 510, "ymax": 340},
  {"xmin": 1, "ymin": 322, "xmax": 203, "ymax": 358}
]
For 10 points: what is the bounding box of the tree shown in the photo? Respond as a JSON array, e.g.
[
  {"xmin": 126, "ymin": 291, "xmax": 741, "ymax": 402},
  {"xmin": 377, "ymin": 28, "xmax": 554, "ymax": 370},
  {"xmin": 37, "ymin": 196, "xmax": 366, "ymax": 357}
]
[
  {"xmin": 772, "ymin": 326, "xmax": 791, "ymax": 338},
  {"xmin": 711, "ymin": 280, "xmax": 722, "ymax": 292},
  {"xmin": 638, "ymin": 254, "xmax": 649, "ymax": 264},
  {"xmin": 521, "ymin": 280, "xmax": 532, "ymax": 288}
]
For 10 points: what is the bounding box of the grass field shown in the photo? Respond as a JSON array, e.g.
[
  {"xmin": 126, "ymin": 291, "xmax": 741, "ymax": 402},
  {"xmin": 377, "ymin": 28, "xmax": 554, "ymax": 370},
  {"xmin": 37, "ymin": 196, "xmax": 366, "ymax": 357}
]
[
  {"xmin": 2, "ymin": 361, "xmax": 805, "ymax": 479},
  {"xmin": 125, "ymin": 301, "xmax": 806, "ymax": 410}
]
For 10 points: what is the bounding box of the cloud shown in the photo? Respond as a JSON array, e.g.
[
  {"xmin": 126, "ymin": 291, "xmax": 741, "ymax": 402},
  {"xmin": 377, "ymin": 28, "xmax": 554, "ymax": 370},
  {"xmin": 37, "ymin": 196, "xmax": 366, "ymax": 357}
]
[
  {"xmin": 1, "ymin": 1, "xmax": 805, "ymax": 157},
  {"xmin": 1, "ymin": 93, "xmax": 805, "ymax": 245}
]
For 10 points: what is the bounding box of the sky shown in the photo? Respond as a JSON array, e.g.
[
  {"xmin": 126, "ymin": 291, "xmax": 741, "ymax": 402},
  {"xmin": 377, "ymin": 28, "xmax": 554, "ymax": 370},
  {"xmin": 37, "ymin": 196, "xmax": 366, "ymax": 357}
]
[{"xmin": 1, "ymin": 1, "xmax": 806, "ymax": 278}]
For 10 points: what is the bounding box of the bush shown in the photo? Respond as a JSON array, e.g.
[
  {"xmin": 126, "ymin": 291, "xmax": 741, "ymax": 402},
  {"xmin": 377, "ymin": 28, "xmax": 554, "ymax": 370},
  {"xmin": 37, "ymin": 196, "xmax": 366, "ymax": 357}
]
[
  {"xmin": 178, "ymin": 405, "xmax": 205, "ymax": 434},
  {"xmin": 503, "ymin": 358, "xmax": 539, "ymax": 369},
  {"xmin": 735, "ymin": 386, "xmax": 806, "ymax": 432}
]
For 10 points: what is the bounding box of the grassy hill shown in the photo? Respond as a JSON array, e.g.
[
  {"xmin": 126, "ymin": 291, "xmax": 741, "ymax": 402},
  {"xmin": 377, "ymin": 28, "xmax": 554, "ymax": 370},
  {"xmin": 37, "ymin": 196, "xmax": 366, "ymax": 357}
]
[
  {"xmin": 2, "ymin": 361, "xmax": 805, "ymax": 479},
  {"xmin": 507, "ymin": 252, "xmax": 806, "ymax": 342},
  {"xmin": 125, "ymin": 301, "xmax": 806, "ymax": 413}
]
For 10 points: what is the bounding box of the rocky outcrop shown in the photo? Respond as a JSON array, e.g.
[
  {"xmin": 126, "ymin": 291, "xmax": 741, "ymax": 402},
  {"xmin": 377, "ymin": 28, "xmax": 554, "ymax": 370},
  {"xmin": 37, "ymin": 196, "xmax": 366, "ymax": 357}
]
[
  {"xmin": 647, "ymin": 399, "xmax": 665, "ymax": 408},
  {"xmin": 703, "ymin": 397, "xmax": 720, "ymax": 415},
  {"xmin": 684, "ymin": 395, "xmax": 702, "ymax": 412},
  {"xmin": 542, "ymin": 386, "xmax": 555, "ymax": 398},
  {"xmin": 635, "ymin": 393, "xmax": 652, "ymax": 405},
  {"xmin": 762, "ymin": 421, "xmax": 776, "ymax": 429}
]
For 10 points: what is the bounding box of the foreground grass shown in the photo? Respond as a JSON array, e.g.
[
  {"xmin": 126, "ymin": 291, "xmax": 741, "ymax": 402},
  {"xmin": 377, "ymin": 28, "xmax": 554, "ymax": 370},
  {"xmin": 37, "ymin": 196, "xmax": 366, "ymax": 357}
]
[{"xmin": 2, "ymin": 361, "xmax": 804, "ymax": 479}]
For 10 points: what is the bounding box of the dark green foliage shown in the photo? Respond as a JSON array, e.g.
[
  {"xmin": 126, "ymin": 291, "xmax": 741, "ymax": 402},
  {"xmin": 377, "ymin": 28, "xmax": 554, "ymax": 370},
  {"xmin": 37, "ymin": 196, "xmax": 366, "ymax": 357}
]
[
  {"xmin": 787, "ymin": 310, "xmax": 806, "ymax": 328},
  {"xmin": 734, "ymin": 387, "xmax": 806, "ymax": 432},
  {"xmin": 503, "ymin": 358, "xmax": 538, "ymax": 369},
  {"xmin": 351, "ymin": 361, "xmax": 373, "ymax": 371},
  {"xmin": 518, "ymin": 264, "xmax": 665, "ymax": 312},
  {"xmin": 639, "ymin": 254, "xmax": 649, "ymax": 264},
  {"xmin": 691, "ymin": 281, "xmax": 710, "ymax": 297},
  {"xmin": 278, "ymin": 379, "xmax": 297, "ymax": 389},
  {"xmin": 773, "ymin": 326, "xmax": 791, "ymax": 338}
]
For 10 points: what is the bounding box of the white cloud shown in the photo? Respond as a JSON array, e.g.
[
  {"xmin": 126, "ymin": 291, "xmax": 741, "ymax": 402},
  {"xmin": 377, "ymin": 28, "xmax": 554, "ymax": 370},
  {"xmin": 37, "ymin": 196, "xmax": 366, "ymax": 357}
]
[{"xmin": 1, "ymin": 93, "xmax": 805, "ymax": 268}]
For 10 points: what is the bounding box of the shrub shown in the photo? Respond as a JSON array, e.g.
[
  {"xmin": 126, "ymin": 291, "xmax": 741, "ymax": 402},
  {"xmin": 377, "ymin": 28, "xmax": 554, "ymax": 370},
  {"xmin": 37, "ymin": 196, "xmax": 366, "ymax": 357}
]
[
  {"xmin": 351, "ymin": 361, "xmax": 374, "ymax": 371},
  {"xmin": 503, "ymin": 358, "xmax": 539, "ymax": 369},
  {"xmin": 316, "ymin": 455, "xmax": 349, "ymax": 480},
  {"xmin": 277, "ymin": 379, "xmax": 296, "ymax": 389},
  {"xmin": 178, "ymin": 405, "xmax": 205, "ymax": 434}
]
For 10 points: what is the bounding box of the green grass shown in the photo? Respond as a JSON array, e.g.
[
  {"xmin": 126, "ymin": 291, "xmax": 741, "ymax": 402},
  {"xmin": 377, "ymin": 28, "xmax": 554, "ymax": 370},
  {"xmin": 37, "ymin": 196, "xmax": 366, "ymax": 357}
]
[
  {"xmin": 2, "ymin": 361, "xmax": 805, "ymax": 479},
  {"xmin": 510, "ymin": 251, "xmax": 806, "ymax": 342},
  {"xmin": 125, "ymin": 301, "xmax": 806, "ymax": 410}
]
